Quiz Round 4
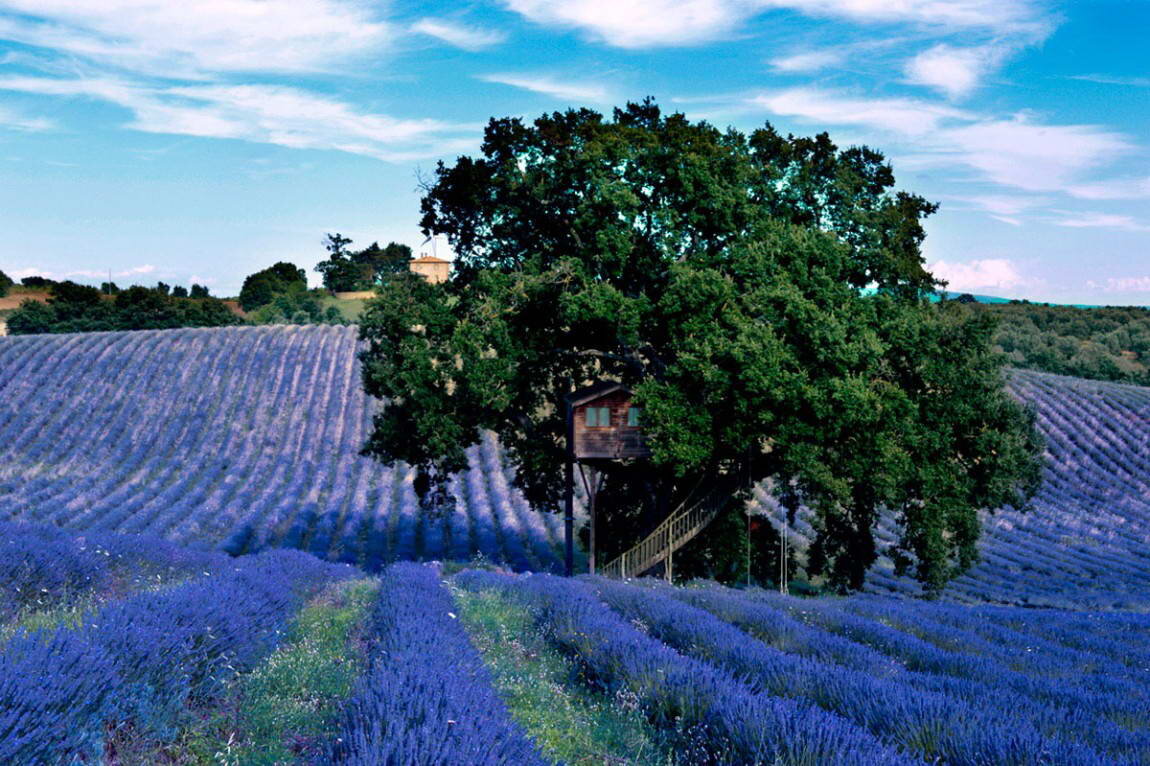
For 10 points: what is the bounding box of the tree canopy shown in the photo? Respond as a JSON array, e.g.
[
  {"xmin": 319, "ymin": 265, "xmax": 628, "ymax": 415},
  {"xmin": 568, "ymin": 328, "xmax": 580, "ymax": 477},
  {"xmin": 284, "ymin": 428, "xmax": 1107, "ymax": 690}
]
[
  {"xmin": 0, "ymin": 269, "xmax": 12, "ymax": 298},
  {"xmin": 238, "ymin": 262, "xmax": 307, "ymax": 312},
  {"xmin": 358, "ymin": 101, "xmax": 1043, "ymax": 594},
  {"xmin": 315, "ymin": 234, "xmax": 412, "ymax": 292},
  {"xmin": 6, "ymin": 281, "xmax": 241, "ymax": 334}
]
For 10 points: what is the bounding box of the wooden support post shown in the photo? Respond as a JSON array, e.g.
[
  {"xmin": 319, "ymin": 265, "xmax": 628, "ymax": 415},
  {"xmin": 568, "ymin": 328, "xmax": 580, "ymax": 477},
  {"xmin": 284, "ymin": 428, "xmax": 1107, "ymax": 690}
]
[
  {"xmin": 589, "ymin": 486, "xmax": 596, "ymax": 575},
  {"xmin": 564, "ymin": 459, "xmax": 574, "ymax": 577},
  {"xmin": 666, "ymin": 546, "xmax": 673, "ymax": 583}
]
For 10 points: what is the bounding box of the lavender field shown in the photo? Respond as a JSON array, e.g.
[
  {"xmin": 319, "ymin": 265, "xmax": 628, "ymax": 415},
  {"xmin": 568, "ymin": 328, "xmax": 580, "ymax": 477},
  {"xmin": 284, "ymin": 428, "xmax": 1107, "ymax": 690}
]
[
  {"xmin": 0, "ymin": 325, "xmax": 573, "ymax": 573},
  {"xmin": 753, "ymin": 369, "xmax": 1150, "ymax": 608},
  {"xmin": 2, "ymin": 324, "xmax": 1149, "ymax": 605},
  {"xmin": 3, "ymin": 524, "xmax": 1147, "ymax": 764},
  {"xmin": 3, "ymin": 322, "xmax": 1150, "ymax": 763}
]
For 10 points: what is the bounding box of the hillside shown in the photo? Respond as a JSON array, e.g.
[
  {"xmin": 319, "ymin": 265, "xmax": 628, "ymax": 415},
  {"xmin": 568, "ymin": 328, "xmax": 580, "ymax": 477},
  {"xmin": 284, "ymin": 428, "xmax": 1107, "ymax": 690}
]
[
  {"xmin": 2, "ymin": 324, "xmax": 1149, "ymax": 606},
  {"xmin": 4, "ymin": 325, "xmax": 1150, "ymax": 763},
  {"xmin": 758, "ymin": 368, "xmax": 1150, "ymax": 608},
  {"xmin": 0, "ymin": 325, "xmax": 573, "ymax": 573},
  {"xmin": 983, "ymin": 302, "xmax": 1150, "ymax": 385}
]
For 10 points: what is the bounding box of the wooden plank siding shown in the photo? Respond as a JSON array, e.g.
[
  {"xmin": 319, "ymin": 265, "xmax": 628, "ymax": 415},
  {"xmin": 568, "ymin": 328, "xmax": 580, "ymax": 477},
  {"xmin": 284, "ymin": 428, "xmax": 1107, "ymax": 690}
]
[{"xmin": 571, "ymin": 390, "xmax": 650, "ymax": 459}]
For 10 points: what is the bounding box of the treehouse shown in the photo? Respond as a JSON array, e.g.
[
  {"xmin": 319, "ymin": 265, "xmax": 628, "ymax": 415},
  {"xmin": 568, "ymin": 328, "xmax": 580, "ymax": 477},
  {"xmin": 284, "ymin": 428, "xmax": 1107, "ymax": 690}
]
[
  {"xmin": 565, "ymin": 382, "xmax": 651, "ymax": 461},
  {"xmin": 562, "ymin": 381, "xmax": 730, "ymax": 583}
]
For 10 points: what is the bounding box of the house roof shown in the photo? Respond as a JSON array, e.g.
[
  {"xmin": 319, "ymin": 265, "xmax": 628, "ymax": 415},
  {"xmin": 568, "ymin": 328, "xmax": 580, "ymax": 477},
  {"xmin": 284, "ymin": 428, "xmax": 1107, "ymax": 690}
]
[
  {"xmin": 565, "ymin": 381, "xmax": 632, "ymax": 409},
  {"xmin": 411, "ymin": 255, "xmax": 451, "ymax": 264}
]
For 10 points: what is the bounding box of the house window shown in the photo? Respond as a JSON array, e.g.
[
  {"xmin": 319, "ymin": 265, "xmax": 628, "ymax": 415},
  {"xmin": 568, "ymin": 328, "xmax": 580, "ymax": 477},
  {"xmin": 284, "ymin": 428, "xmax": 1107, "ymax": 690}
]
[
  {"xmin": 627, "ymin": 407, "xmax": 642, "ymax": 427},
  {"xmin": 585, "ymin": 406, "xmax": 611, "ymax": 427}
]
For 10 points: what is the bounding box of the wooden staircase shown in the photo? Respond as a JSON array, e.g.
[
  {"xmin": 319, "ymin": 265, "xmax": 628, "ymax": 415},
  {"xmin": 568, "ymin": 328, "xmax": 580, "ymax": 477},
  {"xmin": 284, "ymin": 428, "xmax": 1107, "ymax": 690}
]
[{"xmin": 599, "ymin": 481, "xmax": 732, "ymax": 580}]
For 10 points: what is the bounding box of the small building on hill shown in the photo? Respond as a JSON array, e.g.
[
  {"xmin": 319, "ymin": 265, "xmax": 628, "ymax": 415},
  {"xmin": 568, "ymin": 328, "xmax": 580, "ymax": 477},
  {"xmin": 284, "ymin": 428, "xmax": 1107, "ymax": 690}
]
[
  {"xmin": 410, "ymin": 255, "xmax": 451, "ymax": 284},
  {"xmin": 566, "ymin": 382, "xmax": 651, "ymax": 460}
]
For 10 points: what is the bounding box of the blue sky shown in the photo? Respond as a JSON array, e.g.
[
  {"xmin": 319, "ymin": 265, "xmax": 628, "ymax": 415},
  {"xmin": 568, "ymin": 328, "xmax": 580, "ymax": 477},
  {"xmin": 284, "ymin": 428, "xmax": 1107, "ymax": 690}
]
[{"xmin": 0, "ymin": 0, "xmax": 1146, "ymax": 302}]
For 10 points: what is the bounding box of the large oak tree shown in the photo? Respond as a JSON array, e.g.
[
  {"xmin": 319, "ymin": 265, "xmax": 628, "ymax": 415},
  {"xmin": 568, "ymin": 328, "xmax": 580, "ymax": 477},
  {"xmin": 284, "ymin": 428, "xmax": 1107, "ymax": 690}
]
[{"xmin": 359, "ymin": 101, "xmax": 1042, "ymax": 594}]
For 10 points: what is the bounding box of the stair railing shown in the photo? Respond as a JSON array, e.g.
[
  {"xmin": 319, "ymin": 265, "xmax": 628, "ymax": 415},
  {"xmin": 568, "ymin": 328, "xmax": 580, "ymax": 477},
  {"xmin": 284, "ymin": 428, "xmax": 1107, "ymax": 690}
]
[{"xmin": 600, "ymin": 481, "xmax": 732, "ymax": 579}]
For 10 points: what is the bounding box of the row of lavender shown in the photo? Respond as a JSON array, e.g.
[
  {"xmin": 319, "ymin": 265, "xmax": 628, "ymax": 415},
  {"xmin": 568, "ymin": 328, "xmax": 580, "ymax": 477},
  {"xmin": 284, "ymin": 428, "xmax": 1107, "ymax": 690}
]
[
  {"xmin": 6, "ymin": 518, "xmax": 1148, "ymax": 764},
  {"xmin": 0, "ymin": 521, "xmax": 353, "ymax": 763},
  {"xmin": 0, "ymin": 326, "xmax": 573, "ymax": 572},
  {"xmin": 752, "ymin": 369, "xmax": 1150, "ymax": 608},
  {"xmin": 459, "ymin": 570, "xmax": 1150, "ymax": 765}
]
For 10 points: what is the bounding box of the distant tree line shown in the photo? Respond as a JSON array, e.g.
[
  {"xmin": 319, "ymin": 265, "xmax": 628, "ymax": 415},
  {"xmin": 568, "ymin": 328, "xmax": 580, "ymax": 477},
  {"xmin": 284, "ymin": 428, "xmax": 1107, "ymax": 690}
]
[
  {"xmin": 5, "ymin": 233, "xmax": 412, "ymax": 334},
  {"xmin": 6, "ymin": 280, "xmax": 242, "ymax": 334},
  {"xmin": 954, "ymin": 298, "xmax": 1150, "ymax": 385}
]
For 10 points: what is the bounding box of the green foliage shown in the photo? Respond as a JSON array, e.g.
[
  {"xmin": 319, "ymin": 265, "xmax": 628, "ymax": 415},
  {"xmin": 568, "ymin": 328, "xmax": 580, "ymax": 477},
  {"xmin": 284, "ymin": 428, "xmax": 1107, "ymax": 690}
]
[
  {"xmin": 6, "ymin": 281, "xmax": 243, "ymax": 334},
  {"xmin": 314, "ymin": 233, "xmax": 412, "ymax": 292},
  {"xmin": 238, "ymin": 261, "xmax": 307, "ymax": 312},
  {"xmin": 977, "ymin": 301, "xmax": 1150, "ymax": 385},
  {"xmin": 453, "ymin": 584, "xmax": 673, "ymax": 765},
  {"xmin": 360, "ymin": 101, "xmax": 1042, "ymax": 594},
  {"xmin": 20, "ymin": 275, "xmax": 56, "ymax": 288},
  {"xmin": 246, "ymin": 282, "xmax": 346, "ymax": 326},
  {"xmin": 0, "ymin": 269, "xmax": 12, "ymax": 298},
  {"xmin": 671, "ymin": 505, "xmax": 783, "ymax": 588},
  {"xmin": 6, "ymin": 298, "xmax": 58, "ymax": 334}
]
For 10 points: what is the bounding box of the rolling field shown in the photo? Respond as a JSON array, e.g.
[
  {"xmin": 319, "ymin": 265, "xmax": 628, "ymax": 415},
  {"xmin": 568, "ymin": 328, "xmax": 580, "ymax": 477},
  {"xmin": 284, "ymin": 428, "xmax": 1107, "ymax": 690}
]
[
  {"xmin": 0, "ymin": 325, "xmax": 573, "ymax": 573},
  {"xmin": 3, "ymin": 325, "xmax": 1150, "ymax": 763},
  {"xmin": 2, "ymin": 324, "xmax": 1149, "ymax": 604},
  {"xmin": 753, "ymin": 369, "xmax": 1150, "ymax": 608}
]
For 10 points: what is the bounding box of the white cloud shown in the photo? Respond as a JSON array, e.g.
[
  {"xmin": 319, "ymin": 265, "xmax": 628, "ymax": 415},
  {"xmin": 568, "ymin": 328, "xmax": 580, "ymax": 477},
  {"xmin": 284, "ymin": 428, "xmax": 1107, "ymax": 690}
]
[
  {"xmin": 505, "ymin": 0, "xmax": 1049, "ymax": 48},
  {"xmin": 949, "ymin": 194, "xmax": 1047, "ymax": 225},
  {"xmin": 781, "ymin": 0, "xmax": 1049, "ymax": 36},
  {"xmin": 958, "ymin": 194, "xmax": 1045, "ymax": 217},
  {"xmin": 1096, "ymin": 276, "xmax": 1150, "ymax": 293},
  {"xmin": 505, "ymin": 0, "xmax": 747, "ymax": 48},
  {"xmin": 743, "ymin": 88, "xmax": 1138, "ymax": 198},
  {"xmin": 0, "ymin": 105, "xmax": 54, "ymax": 131},
  {"xmin": 941, "ymin": 117, "xmax": 1134, "ymax": 192},
  {"xmin": 117, "ymin": 264, "xmax": 156, "ymax": 276},
  {"xmin": 929, "ymin": 258, "xmax": 1026, "ymax": 291},
  {"xmin": 1050, "ymin": 211, "xmax": 1149, "ymax": 232},
  {"xmin": 0, "ymin": 76, "xmax": 477, "ymax": 162},
  {"xmin": 479, "ymin": 73, "xmax": 612, "ymax": 103},
  {"xmin": 1070, "ymin": 74, "xmax": 1150, "ymax": 88},
  {"xmin": 411, "ymin": 18, "xmax": 506, "ymax": 51},
  {"xmin": 0, "ymin": 0, "xmax": 390, "ymax": 77},
  {"xmin": 905, "ymin": 44, "xmax": 1002, "ymax": 99},
  {"xmin": 769, "ymin": 49, "xmax": 844, "ymax": 73},
  {"xmin": 750, "ymin": 88, "xmax": 971, "ymax": 137},
  {"xmin": 8, "ymin": 264, "xmax": 157, "ymax": 281},
  {"xmin": 1065, "ymin": 176, "xmax": 1150, "ymax": 200}
]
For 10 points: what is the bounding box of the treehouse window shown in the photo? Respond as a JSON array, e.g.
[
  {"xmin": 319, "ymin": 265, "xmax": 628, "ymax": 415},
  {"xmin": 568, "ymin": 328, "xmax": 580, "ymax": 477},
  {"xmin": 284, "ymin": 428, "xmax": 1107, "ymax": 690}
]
[
  {"xmin": 585, "ymin": 406, "xmax": 611, "ymax": 427},
  {"xmin": 627, "ymin": 407, "xmax": 642, "ymax": 427}
]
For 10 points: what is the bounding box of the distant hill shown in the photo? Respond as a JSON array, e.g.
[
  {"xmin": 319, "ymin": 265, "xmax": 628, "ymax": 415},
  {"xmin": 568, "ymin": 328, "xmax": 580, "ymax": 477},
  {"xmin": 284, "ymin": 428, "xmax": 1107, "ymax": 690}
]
[
  {"xmin": 978, "ymin": 302, "xmax": 1150, "ymax": 386},
  {"xmin": 934, "ymin": 290, "xmax": 1013, "ymax": 304}
]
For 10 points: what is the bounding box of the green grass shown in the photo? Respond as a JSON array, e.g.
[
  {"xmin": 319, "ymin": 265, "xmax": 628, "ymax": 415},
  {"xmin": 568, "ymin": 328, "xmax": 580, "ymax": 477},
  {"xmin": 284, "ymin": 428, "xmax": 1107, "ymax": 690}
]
[
  {"xmin": 319, "ymin": 294, "xmax": 368, "ymax": 322},
  {"xmin": 453, "ymin": 584, "xmax": 675, "ymax": 766},
  {"xmin": 0, "ymin": 595, "xmax": 105, "ymax": 643},
  {"xmin": 170, "ymin": 576, "xmax": 379, "ymax": 766},
  {"xmin": 1, "ymin": 578, "xmax": 191, "ymax": 644}
]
